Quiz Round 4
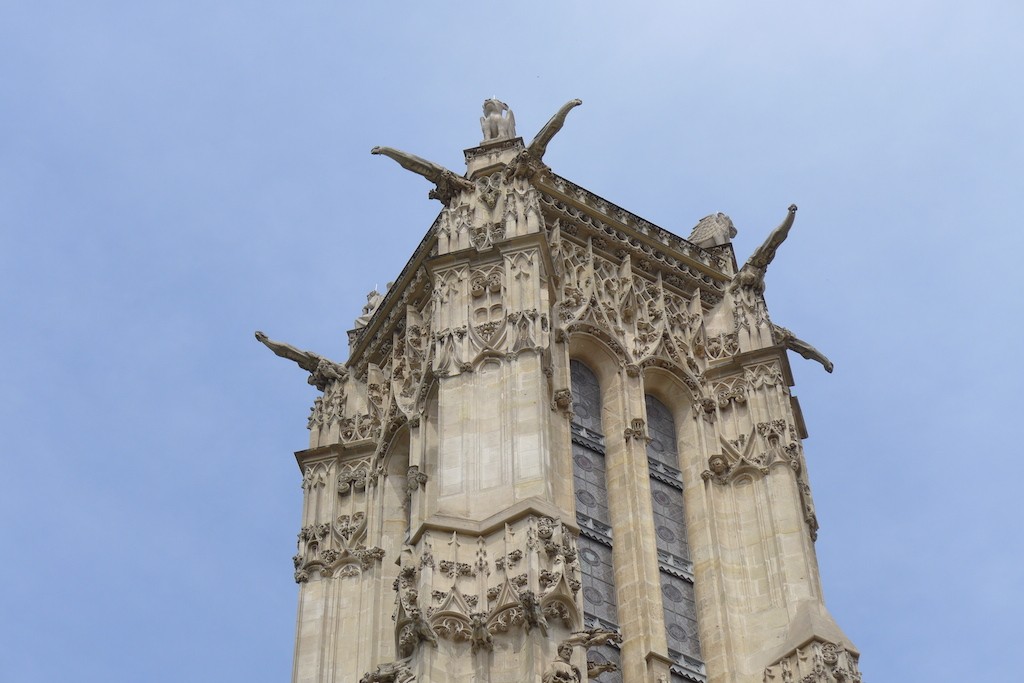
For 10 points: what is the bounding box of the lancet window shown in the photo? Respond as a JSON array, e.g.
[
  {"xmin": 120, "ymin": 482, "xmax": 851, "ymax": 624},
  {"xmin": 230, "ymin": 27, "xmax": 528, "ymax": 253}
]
[
  {"xmin": 570, "ymin": 359, "xmax": 621, "ymax": 681},
  {"xmin": 645, "ymin": 394, "xmax": 705, "ymax": 682}
]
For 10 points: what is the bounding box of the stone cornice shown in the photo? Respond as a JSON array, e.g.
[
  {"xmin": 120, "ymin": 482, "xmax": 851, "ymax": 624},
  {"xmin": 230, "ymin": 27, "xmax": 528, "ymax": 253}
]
[
  {"xmin": 409, "ymin": 497, "xmax": 578, "ymax": 544},
  {"xmin": 463, "ymin": 136, "xmax": 524, "ymax": 162},
  {"xmin": 702, "ymin": 345, "xmax": 795, "ymax": 386},
  {"xmin": 424, "ymin": 231, "xmax": 550, "ymax": 273},
  {"xmin": 534, "ymin": 172, "xmax": 730, "ymax": 283},
  {"xmin": 294, "ymin": 441, "xmax": 376, "ymax": 472}
]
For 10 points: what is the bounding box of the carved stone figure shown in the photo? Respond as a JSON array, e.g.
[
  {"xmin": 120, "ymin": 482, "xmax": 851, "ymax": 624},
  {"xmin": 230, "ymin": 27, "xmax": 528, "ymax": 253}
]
[
  {"xmin": 586, "ymin": 660, "xmax": 618, "ymax": 679},
  {"xmin": 413, "ymin": 608, "xmax": 438, "ymax": 646},
  {"xmin": 518, "ymin": 590, "xmax": 548, "ymax": 635},
  {"xmin": 708, "ymin": 454, "xmax": 729, "ymax": 475},
  {"xmin": 771, "ymin": 323, "xmax": 834, "ymax": 373},
  {"xmin": 354, "ymin": 289, "xmax": 384, "ymax": 328},
  {"xmin": 254, "ymin": 331, "xmax": 346, "ymax": 390},
  {"xmin": 404, "ymin": 465, "xmax": 428, "ymax": 506},
  {"xmin": 359, "ymin": 660, "xmax": 414, "ymax": 683},
  {"xmin": 542, "ymin": 642, "xmax": 581, "ymax": 683},
  {"xmin": 399, "ymin": 606, "xmax": 438, "ymax": 656},
  {"xmin": 564, "ymin": 627, "xmax": 621, "ymax": 649},
  {"xmin": 688, "ymin": 212, "xmax": 737, "ymax": 248},
  {"xmin": 371, "ymin": 146, "xmax": 475, "ymax": 205},
  {"xmin": 480, "ymin": 98, "xmax": 516, "ymax": 141},
  {"xmin": 506, "ymin": 99, "xmax": 583, "ymax": 179},
  {"xmin": 469, "ymin": 611, "xmax": 493, "ymax": 653},
  {"xmin": 527, "ymin": 98, "xmax": 582, "ymax": 163},
  {"xmin": 730, "ymin": 204, "xmax": 798, "ymax": 298}
]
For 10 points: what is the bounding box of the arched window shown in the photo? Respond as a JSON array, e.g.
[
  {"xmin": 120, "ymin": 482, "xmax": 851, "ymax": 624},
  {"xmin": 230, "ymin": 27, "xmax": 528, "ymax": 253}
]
[
  {"xmin": 646, "ymin": 394, "xmax": 704, "ymax": 682},
  {"xmin": 571, "ymin": 359, "xmax": 621, "ymax": 681}
]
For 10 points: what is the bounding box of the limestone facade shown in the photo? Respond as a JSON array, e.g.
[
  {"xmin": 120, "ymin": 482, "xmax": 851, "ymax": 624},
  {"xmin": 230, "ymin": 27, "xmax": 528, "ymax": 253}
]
[{"xmin": 257, "ymin": 100, "xmax": 861, "ymax": 683}]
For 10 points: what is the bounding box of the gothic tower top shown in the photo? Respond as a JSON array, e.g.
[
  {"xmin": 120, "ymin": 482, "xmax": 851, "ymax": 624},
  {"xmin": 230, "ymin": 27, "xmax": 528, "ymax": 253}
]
[{"xmin": 256, "ymin": 98, "xmax": 858, "ymax": 683}]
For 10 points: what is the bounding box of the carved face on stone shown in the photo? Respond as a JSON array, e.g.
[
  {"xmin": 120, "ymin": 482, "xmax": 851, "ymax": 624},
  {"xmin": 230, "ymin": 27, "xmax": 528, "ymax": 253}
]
[{"xmin": 709, "ymin": 455, "xmax": 728, "ymax": 475}]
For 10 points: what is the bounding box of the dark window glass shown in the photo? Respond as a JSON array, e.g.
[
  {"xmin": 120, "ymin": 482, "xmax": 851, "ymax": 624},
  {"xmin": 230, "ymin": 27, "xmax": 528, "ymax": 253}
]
[
  {"xmin": 571, "ymin": 360, "xmax": 621, "ymax": 682},
  {"xmin": 646, "ymin": 394, "xmax": 704, "ymax": 676}
]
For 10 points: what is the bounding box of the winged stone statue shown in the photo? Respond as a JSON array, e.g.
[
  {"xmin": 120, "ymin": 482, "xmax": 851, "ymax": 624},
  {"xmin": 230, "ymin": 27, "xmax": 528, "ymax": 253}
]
[
  {"xmin": 688, "ymin": 212, "xmax": 737, "ymax": 248},
  {"xmin": 370, "ymin": 146, "xmax": 475, "ymax": 205},
  {"xmin": 480, "ymin": 98, "xmax": 516, "ymax": 141}
]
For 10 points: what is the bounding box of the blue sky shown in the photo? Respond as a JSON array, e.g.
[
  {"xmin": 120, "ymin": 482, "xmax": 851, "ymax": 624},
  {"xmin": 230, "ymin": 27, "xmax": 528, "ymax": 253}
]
[{"xmin": 2, "ymin": 2, "xmax": 1021, "ymax": 681}]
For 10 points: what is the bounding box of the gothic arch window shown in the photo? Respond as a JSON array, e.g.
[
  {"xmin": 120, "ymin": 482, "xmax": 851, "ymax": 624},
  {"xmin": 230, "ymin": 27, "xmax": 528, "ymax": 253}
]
[
  {"xmin": 570, "ymin": 359, "xmax": 621, "ymax": 681},
  {"xmin": 645, "ymin": 393, "xmax": 704, "ymax": 682}
]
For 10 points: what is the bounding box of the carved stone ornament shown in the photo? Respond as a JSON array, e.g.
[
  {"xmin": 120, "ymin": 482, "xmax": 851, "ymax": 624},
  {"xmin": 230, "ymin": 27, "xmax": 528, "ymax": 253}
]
[
  {"xmin": 763, "ymin": 639, "xmax": 862, "ymax": 683},
  {"xmin": 564, "ymin": 627, "xmax": 622, "ymax": 650},
  {"xmin": 623, "ymin": 418, "xmax": 649, "ymax": 443},
  {"xmin": 469, "ymin": 611, "xmax": 493, "ymax": 653},
  {"xmin": 504, "ymin": 98, "xmax": 582, "ymax": 180},
  {"xmin": 480, "ymin": 98, "xmax": 516, "ymax": 142},
  {"xmin": 254, "ymin": 331, "xmax": 347, "ymax": 391},
  {"xmin": 772, "ymin": 322, "xmax": 834, "ymax": 373},
  {"xmin": 688, "ymin": 212, "xmax": 737, "ymax": 248},
  {"xmin": 552, "ymin": 388, "xmax": 573, "ymax": 415},
  {"xmin": 586, "ymin": 660, "xmax": 619, "ymax": 679},
  {"xmin": 494, "ymin": 550, "xmax": 522, "ymax": 571},
  {"xmin": 338, "ymin": 462, "xmax": 370, "ymax": 495},
  {"xmin": 729, "ymin": 205, "xmax": 798, "ymax": 299},
  {"xmin": 699, "ymin": 332, "xmax": 739, "ymax": 361},
  {"xmin": 550, "ymin": 230, "xmax": 706, "ymax": 372},
  {"xmin": 371, "ymin": 146, "xmax": 475, "ymax": 205},
  {"xmin": 360, "ymin": 660, "xmax": 415, "ymax": 683},
  {"xmin": 397, "ymin": 607, "xmax": 438, "ymax": 658},
  {"xmin": 542, "ymin": 642, "xmax": 581, "ymax": 683},
  {"xmin": 355, "ymin": 286, "xmax": 387, "ymax": 329},
  {"xmin": 404, "ymin": 465, "xmax": 428, "ymax": 506},
  {"xmin": 518, "ymin": 590, "xmax": 548, "ymax": 635}
]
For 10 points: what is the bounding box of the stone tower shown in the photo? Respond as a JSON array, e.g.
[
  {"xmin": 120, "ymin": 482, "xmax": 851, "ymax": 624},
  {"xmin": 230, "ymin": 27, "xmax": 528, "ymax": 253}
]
[{"xmin": 256, "ymin": 99, "xmax": 861, "ymax": 683}]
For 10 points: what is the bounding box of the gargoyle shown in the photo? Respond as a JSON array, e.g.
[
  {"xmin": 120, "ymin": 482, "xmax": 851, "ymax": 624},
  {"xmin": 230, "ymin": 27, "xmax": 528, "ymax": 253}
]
[
  {"xmin": 506, "ymin": 98, "xmax": 583, "ymax": 179},
  {"xmin": 254, "ymin": 331, "xmax": 347, "ymax": 390},
  {"xmin": 469, "ymin": 611, "xmax": 493, "ymax": 653},
  {"xmin": 730, "ymin": 204, "xmax": 798, "ymax": 296},
  {"xmin": 586, "ymin": 661, "xmax": 618, "ymax": 679},
  {"xmin": 359, "ymin": 661, "xmax": 414, "ymax": 683},
  {"xmin": 565, "ymin": 627, "xmax": 622, "ymax": 649},
  {"xmin": 519, "ymin": 590, "xmax": 549, "ymax": 636},
  {"xmin": 371, "ymin": 146, "xmax": 476, "ymax": 205},
  {"xmin": 771, "ymin": 323, "xmax": 834, "ymax": 373}
]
